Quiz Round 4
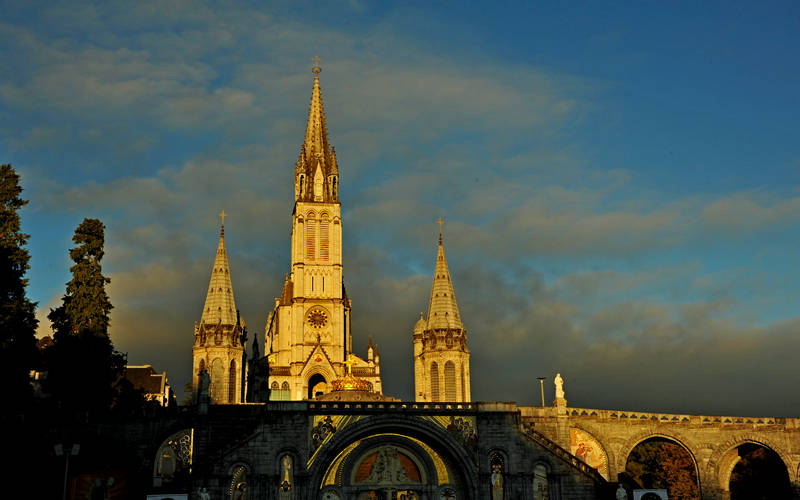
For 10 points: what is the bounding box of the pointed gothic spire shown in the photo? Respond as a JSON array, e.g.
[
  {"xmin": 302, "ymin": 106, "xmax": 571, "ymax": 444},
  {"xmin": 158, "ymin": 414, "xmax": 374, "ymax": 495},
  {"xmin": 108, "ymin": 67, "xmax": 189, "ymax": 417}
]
[
  {"xmin": 426, "ymin": 221, "xmax": 463, "ymax": 330},
  {"xmin": 303, "ymin": 64, "xmax": 331, "ymax": 165},
  {"xmin": 200, "ymin": 213, "xmax": 238, "ymax": 325}
]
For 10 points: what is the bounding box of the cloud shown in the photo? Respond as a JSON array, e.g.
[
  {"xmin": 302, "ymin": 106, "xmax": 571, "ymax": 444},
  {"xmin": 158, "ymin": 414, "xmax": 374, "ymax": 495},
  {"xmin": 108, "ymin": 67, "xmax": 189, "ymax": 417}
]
[
  {"xmin": 9, "ymin": 1, "xmax": 800, "ymax": 418},
  {"xmin": 701, "ymin": 192, "xmax": 800, "ymax": 234}
]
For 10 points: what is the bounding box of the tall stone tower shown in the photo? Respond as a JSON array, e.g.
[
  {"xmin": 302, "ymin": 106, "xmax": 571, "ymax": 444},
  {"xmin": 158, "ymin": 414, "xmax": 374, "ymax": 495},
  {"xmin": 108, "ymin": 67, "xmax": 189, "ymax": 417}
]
[
  {"xmin": 413, "ymin": 223, "xmax": 471, "ymax": 402},
  {"xmin": 192, "ymin": 214, "xmax": 246, "ymax": 404},
  {"xmin": 266, "ymin": 63, "xmax": 381, "ymax": 400}
]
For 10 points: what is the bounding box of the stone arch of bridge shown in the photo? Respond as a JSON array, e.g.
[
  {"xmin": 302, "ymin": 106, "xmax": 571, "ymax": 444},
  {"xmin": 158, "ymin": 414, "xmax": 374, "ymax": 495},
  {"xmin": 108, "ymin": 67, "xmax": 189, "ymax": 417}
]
[
  {"xmin": 568, "ymin": 423, "xmax": 617, "ymax": 479},
  {"xmin": 706, "ymin": 434, "xmax": 796, "ymax": 493},
  {"xmin": 616, "ymin": 430, "xmax": 702, "ymax": 491}
]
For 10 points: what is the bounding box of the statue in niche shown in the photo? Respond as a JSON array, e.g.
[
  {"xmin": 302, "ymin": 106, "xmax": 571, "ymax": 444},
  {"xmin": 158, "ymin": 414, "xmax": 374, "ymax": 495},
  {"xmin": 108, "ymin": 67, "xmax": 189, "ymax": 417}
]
[
  {"xmin": 197, "ymin": 487, "xmax": 211, "ymax": 500},
  {"xmin": 615, "ymin": 484, "xmax": 628, "ymax": 500},
  {"xmin": 278, "ymin": 455, "xmax": 293, "ymax": 499},
  {"xmin": 489, "ymin": 455, "xmax": 504, "ymax": 500},
  {"xmin": 554, "ymin": 373, "xmax": 564, "ymax": 399}
]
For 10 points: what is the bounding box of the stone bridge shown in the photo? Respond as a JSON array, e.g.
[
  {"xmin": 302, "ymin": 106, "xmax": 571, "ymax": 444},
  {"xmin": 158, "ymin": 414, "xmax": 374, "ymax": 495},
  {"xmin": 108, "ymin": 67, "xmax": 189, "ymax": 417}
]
[{"xmin": 520, "ymin": 401, "xmax": 800, "ymax": 499}]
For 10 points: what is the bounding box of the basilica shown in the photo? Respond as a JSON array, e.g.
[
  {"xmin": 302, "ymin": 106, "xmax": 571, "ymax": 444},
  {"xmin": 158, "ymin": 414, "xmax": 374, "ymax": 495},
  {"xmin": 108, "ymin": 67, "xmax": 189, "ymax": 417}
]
[
  {"xmin": 164, "ymin": 65, "xmax": 607, "ymax": 500},
  {"xmin": 139, "ymin": 66, "xmax": 800, "ymax": 500}
]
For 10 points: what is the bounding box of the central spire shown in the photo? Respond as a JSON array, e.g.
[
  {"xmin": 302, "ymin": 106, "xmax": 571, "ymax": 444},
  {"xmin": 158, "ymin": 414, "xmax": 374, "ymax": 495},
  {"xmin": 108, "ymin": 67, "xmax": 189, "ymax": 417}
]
[
  {"xmin": 295, "ymin": 59, "xmax": 339, "ymax": 203},
  {"xmin": 304, "ymin": 66, "xmax": 330, "ymax": 161}
]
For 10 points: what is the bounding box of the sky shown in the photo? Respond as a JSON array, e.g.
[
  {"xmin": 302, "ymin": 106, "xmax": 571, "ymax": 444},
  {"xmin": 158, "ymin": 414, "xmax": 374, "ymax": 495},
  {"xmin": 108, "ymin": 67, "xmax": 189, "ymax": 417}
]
[{"xmin": 2, "ymin": 0, "xmax": 800, "ymax": 417}]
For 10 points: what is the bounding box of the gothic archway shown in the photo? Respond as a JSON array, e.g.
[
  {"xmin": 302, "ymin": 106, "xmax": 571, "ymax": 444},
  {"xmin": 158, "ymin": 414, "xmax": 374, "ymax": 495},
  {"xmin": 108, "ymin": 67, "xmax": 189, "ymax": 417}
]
[{"xmin": 308, "ymin": 415, "xmax": 477, "ymax": 500}]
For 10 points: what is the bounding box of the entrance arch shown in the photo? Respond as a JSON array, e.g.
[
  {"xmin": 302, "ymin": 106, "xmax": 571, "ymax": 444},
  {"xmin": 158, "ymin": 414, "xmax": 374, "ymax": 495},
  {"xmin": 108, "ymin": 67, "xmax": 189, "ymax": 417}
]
[
  {"xmin": 309, "ymin": 373, "xmax": 328, "ymax": 399},
  {"xmin": 308, "ymin": 415, "xmax": 477, "ymax": 500}
]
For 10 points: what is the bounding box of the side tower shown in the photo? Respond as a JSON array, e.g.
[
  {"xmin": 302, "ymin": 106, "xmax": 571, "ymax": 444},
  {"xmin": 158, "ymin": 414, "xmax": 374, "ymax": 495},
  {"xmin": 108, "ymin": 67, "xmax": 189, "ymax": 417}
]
[
  {"xmin": 413, "ymin": 222, "xmax": 471, "ymax": 402},
  {"xmin": 266, "ymin": 63, "xmax": 381, "ymax": 400},
  {"xmin": 192, "ymin": 213, "xmax": 245, "ymax": 404}
]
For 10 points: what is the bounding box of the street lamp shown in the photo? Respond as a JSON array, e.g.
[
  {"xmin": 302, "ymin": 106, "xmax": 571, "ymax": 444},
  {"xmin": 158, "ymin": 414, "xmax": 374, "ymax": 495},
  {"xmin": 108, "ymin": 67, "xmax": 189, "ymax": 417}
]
[
  {"xmin": 537, "ymin": 377, "xmax": 546, "ymax": 407},
  {"xmin": 55, "ymin": 443, "xmax": 80, "ymax": 500}
]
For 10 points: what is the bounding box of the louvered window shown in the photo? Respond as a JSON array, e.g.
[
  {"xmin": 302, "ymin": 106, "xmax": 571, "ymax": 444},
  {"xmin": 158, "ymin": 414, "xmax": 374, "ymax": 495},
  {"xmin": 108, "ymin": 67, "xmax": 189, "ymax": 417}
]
[
  {"xmin": 430, "ymin": 362, "xmax": 440, "ymax": 401},
  {"xmin": 306, "ymin": 217, "xmax": 316, "ymax": 260},
  {"xmin": 320, "ymin": 214, "xmax": 330, "ymax": 261},
  {"xmin": 445, "ymin": 361, "xmax": 456, "ymax": 402}
]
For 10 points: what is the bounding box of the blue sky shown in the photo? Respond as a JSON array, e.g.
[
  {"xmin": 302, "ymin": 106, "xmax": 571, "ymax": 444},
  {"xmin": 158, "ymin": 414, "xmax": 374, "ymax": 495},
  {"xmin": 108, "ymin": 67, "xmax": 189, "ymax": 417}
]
[{"xmin": 2, "ymin": 0, "xmax": 800, "ymax": 415}]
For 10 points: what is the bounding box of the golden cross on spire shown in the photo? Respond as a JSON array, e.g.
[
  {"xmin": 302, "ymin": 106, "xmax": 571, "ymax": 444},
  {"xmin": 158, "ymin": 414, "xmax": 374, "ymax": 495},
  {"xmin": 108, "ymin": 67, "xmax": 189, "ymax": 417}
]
[
  {"xmin": 219, "ymin": 210, "xmax": 227, "ymax": 226},
  {"xmin": 437, "ymin": 217, "xmax": 444, "ymax": 243},
  {"xmin": 312, "ymin": 55, "xmax": 321, "ymax": 75},
  {"xmin": 344, "ymin": 354, "xmax": 356, "ymax": 375}
]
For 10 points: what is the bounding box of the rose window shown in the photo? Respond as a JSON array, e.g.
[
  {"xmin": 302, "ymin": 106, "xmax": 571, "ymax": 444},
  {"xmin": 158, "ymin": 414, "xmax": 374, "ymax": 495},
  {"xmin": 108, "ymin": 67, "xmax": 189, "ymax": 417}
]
[{"xmin": 308, "ymin": 309, "xmax": 328, "ymax": 328}]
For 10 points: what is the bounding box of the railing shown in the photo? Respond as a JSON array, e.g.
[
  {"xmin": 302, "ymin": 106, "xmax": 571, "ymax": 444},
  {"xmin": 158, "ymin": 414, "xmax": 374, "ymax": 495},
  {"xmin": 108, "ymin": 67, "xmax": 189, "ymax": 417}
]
[
  {"xmin": 306, "ymin": 401, "xmax": 477, "ymax": 413},
  {"xmin": 520, "ymin": 423, "xmax": 606, "ymax": 483},
  {"xmin": 540, "ymin": 406, "xmax": 782, "ymax": 426}
]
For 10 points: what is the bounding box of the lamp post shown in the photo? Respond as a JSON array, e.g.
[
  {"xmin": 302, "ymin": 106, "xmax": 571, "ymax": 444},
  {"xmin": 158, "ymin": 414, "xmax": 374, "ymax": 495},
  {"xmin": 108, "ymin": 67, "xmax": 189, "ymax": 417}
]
[
  {"xmin": 537, "ymin": 377, "xmax": 546, "ymax": 407},
  {"xmin": 55, "ymin": 443, "xmax": 80, "ymax": 500}
]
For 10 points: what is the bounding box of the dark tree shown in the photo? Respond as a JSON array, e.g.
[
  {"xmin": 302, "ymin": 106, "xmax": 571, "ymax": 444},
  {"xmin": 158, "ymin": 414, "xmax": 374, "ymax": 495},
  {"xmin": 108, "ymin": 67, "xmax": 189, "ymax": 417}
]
[
  {"xmin": 730, "ymin": 444, "xmax": 792, "ymax": 500},
  {"xmin": 46, "ymin": 218, "xmax": 137, "ymax": 418},
  {"xmin": 623, "ymin": 438, "xmax": 700, "ymax": 500},
  {"xmin": 50, "ymin": 218, "xmax": 112, "ymax": 340},
  {"xmin": 0, "ymin": 164, "xmax": 39, "ymax": 415}
]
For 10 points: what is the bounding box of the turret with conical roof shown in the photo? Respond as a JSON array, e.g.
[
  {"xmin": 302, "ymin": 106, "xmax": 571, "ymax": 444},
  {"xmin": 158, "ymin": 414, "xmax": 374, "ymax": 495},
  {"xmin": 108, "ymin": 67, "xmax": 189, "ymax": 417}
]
[
  {"xmin": 192, "ymin": 212, "xmax": 246, "ymax": 404},
  {"xmin": 413, "ymin": 220, "xmax": 471, "ymax": 402},
  {"xmin": 200, "ymin": 219, "xmax": 237, "ymax": 325}
]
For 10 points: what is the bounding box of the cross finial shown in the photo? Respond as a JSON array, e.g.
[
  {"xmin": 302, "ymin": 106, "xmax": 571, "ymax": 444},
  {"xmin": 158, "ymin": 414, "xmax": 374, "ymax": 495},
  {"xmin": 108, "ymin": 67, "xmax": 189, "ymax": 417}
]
[
  {"xmin": 219, "ymin": 210, "xmax": 227, "ymax": 226},
  {"xmin": 437, "ymin": 217, "xmax": 444, "ymax": 244},
  {"xmin": 312, "ymin": 55, "xmax": 321, "ymax": 75},
  {"xmin": 344, "ymin": 354, "xmax": 356, "ymax": 375}
]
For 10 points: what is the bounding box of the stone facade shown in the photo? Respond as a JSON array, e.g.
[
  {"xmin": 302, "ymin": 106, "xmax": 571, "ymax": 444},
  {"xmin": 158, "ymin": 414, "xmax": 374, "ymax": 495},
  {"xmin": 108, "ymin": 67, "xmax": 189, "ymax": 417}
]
[
  {"xmin": 264, "ymin": 66, "xmax": 381, "ymax": 401},
  {"xmin": 145, "ymin": 402, "xmax": 606, "ymax": 500}
]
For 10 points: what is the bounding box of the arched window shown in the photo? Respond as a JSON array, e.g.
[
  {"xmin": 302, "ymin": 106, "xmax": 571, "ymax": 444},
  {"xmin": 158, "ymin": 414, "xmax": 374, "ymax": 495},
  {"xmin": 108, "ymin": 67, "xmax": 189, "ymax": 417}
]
[
  {"xmin": 461, "ymin": 362, "xmax": 466, "ymax": 401},
  {"xmin": 230, "ymin": 465, "xmax": 248, "ymax": 499},
  {"xmin": 281, "ymin": 381, "xmax": 291, "ymax": 401},
  {"xmin": 319, "ymin": 213, "xmax": 330, "ymax": 261},
  {"xmin": 306, "ymin": 215, "xmax": 316, "ymax": 261},
  {"xmin": 430, "ymin": 362, "xmax": 439, "ymax": 401},
  {"xmin": 211, "ymin": 358, "xmax": 223, "ymax": 403},
  {"xmin": 228, "ymin": 360, "xmax": 236, "ymax": 403},
  {"xmin": 197, "ymin": 359, "xmax": 205, "ymax": 392},
  {"xmin": 533, "ymin": 464, "xmax": 549, "ymax": 500},
  {"xmin": 445, "ymin": 361, "xmax": 456, "ymax": 402},
  {"xmin": 270, "ymin": 381, "xmax": 280, "ymax": 401}
]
